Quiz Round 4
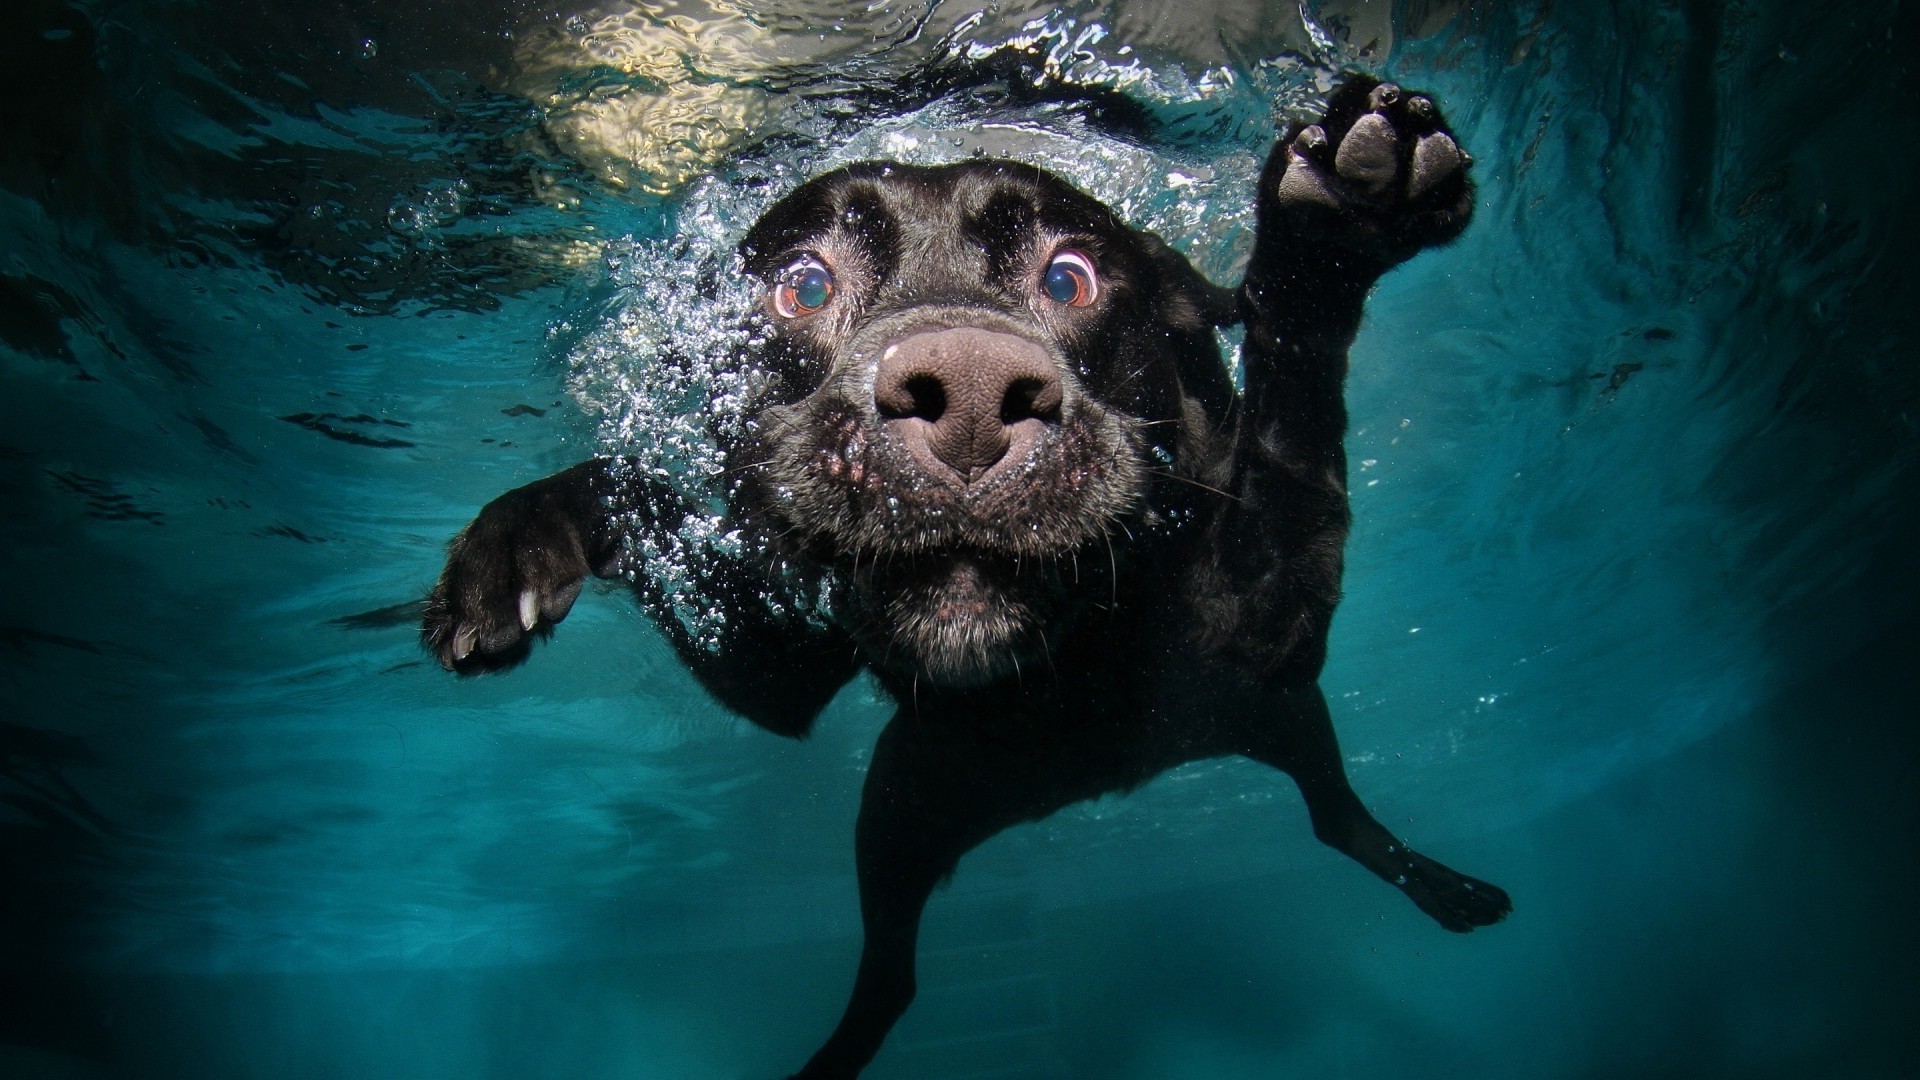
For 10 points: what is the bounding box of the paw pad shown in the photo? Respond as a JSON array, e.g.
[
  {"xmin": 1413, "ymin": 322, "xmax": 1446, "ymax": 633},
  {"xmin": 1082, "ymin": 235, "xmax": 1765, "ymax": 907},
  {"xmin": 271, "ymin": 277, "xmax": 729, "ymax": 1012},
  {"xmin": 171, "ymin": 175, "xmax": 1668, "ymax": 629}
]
[
  {"xmin": 1409, "ymin": 131, "xmax": 1464, "ymax": 199},
  {"xmin": 1333, "ymin": 112, "xmax": 1401, "ymax": 194},
  {"xmin": 1261, "ymin": 78, "xmax": 1475, "ymax": 263}
]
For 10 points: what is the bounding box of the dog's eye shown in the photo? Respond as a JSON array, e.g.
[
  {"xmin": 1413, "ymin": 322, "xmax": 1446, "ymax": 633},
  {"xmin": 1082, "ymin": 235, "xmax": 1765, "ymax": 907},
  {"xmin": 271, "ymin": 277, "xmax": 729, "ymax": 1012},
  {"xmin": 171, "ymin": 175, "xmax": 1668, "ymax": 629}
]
[
  {"xmin": 772, "ymin": 256, "xmax": 835, "ymax": 318},
  {"xmin": 1042, "ymin": 249, "xmax": 1098, "ymax": 307}
]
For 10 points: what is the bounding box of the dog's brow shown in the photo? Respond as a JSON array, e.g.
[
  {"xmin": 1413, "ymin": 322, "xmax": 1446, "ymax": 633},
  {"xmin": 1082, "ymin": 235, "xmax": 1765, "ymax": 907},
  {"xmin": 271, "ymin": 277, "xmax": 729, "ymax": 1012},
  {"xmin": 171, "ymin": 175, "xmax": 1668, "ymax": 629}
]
[
  {"xmin": 963, "ymin": 189, "xmax": 1038, "ymax": 282},
  {"xmin": 834, "ymin": 183, "xmax": 901, "ymax": 281},
  {"xmin": 1034, "ymin": 192, "xmax": 1119, "ymax": 239}
]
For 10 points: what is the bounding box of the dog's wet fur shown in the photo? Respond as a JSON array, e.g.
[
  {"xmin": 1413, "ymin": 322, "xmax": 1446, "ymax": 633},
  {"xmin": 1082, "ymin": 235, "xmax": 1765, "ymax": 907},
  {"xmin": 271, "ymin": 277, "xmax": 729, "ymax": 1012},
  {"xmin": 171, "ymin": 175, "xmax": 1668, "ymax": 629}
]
[{"xmin": 425, "ymin": 76, "xmax": 1511, "ymax": 1078}]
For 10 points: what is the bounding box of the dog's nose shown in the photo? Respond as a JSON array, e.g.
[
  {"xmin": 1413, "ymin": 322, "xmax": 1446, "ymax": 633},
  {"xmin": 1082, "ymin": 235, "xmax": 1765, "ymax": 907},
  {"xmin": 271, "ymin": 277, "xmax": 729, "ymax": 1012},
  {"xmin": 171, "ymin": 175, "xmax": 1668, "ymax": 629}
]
[{"xmin": 874, "ymin": 327, "xmax": 1064, "ymax": 484}]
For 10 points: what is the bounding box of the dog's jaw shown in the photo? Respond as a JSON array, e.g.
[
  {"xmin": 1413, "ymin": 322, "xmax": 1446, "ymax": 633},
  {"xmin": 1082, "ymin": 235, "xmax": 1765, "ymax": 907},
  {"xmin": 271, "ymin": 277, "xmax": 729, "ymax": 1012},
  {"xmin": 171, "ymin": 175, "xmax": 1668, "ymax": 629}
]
[{"xmin": 851, "ymin": 549, "xmax": 1067, "ymax": 688}]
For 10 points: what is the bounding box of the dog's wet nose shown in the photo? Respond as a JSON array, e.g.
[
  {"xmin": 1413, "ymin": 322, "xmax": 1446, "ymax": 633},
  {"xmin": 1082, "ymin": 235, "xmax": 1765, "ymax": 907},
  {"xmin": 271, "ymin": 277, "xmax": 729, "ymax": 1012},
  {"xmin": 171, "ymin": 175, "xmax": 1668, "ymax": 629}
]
[{"xmin": 874, "ymin": 327, "xmax": 1063, "ymax": 483}]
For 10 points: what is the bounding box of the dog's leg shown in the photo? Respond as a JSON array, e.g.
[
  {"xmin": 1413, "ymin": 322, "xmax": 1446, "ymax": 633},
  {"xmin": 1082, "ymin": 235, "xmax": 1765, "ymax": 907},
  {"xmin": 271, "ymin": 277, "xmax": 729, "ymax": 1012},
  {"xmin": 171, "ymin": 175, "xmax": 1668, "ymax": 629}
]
[
  {"xmin": 788, "ymin": 713, "xmax": 1030, "ymax": 1079},
  {"xmin": 1237, "ymin": 76, "xmax": 1475, "ymax": 450},
  {"xmin": 424, "ymin": 456, "xmax": 855, "ymax": 734},
  {"xmin": 423, "ymin": 458, "xmax": 629, "ymax": 672},
  {"xmin": 787, "ymin": 722, "xmax": 950, "ymax": 1079},
  {"xmin": 1239, "ymin": 684, "xmax": 1512, "ymax": 932},
  {"xmin": 786, "ymin": 837, "xmax": 942, "ymax": 1078},
  {"xmin": 1206, "ymin": 81, "xmax": 1476, "ymax": 684}
]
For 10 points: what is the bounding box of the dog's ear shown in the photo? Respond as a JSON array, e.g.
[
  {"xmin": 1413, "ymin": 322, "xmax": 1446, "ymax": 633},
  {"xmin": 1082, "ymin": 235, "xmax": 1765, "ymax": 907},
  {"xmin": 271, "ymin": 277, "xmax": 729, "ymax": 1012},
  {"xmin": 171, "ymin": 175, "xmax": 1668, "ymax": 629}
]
[
  {"xmin": 1127, "ymin": 231, "xmax": 1240, "ymax": 466},
  {"xmin": 1138, "ymin": 231, "xmax": 1239, "ymax": 329}
]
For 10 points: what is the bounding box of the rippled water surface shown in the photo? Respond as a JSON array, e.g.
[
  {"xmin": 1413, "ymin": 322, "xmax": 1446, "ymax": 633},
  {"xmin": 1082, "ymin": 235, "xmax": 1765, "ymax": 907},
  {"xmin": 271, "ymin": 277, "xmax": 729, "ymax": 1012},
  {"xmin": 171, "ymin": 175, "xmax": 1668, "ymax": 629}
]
[{"xmin": 4, "ymin": 1, "xmax": 1914, "ymax": 1077}]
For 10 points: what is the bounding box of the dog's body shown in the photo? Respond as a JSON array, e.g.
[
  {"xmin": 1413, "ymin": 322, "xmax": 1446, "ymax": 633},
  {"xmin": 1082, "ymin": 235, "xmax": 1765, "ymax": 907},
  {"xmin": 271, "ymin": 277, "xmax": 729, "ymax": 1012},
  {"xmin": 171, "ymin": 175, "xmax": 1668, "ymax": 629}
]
[{"xmin": 425, "ymin": 77, "xmax": 1510, "ymax": 1078}]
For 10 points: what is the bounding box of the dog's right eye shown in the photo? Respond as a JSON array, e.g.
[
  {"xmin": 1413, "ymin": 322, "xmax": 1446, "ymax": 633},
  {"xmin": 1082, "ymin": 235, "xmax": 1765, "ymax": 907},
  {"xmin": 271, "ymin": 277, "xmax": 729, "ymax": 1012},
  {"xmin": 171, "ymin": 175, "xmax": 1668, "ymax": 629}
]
[{"xmin": 772, "ymin": 256, "xmax": 835, "ymax": 319}]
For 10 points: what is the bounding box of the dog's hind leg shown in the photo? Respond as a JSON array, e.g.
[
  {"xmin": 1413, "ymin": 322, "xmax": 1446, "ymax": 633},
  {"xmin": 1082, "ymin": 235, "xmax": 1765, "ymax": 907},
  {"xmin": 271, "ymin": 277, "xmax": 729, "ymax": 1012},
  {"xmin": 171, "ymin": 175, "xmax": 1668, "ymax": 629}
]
[
  {"xmin": 1238, "ymin": 684, "xmax": 1513, "ymax": 933},
  {"xmin": 787, "ymin": 714, "xmax": 1005, "ymax": 1079}
]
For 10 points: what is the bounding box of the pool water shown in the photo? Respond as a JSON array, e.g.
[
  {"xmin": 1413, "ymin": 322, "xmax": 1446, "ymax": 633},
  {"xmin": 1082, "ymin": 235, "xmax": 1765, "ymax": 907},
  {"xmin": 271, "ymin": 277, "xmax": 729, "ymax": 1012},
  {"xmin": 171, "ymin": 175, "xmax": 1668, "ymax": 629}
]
[{"xmin": 2, "ymin": 1, "xmax": 1914, "ymax": 1077}]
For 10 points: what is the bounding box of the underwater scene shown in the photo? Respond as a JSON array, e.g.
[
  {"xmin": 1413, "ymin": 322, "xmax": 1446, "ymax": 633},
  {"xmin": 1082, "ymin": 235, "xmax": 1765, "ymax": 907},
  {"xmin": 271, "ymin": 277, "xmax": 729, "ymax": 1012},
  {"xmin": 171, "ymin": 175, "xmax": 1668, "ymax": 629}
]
[{"xmin": 2, "ymin": 0, "xmax": 1914, "ymax": 1076}]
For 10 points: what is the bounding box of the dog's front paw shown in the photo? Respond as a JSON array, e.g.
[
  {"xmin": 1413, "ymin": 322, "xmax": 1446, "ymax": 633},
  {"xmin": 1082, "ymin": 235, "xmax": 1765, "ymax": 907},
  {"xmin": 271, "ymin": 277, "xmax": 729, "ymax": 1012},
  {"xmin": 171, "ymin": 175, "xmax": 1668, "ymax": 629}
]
[
  {"xmin": 1261, "ymin": 76, "xmax": 1474, "ymax": 267},
  {"xmin": 422, "ymin": 486, "xmax": 597, "ymax": 673}
]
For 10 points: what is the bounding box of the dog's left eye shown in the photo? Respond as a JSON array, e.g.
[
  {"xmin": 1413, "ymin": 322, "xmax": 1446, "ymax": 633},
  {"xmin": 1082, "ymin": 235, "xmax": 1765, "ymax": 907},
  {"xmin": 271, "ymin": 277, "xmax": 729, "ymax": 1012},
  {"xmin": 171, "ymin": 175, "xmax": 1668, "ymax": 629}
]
[
  {"xmin": 773, "ymin": 256, "xmax": 835, "ymax": 318},
  {"xmin": 1042, "ymin": 249, "xmax": 1099, "ymax": 307}
]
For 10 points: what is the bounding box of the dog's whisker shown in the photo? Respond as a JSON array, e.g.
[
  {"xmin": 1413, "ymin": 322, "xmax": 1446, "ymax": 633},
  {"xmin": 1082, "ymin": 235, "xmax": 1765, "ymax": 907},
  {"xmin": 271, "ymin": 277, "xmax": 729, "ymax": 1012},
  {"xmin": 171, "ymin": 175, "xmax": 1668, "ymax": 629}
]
[{"xmin": 1146, "ymin": 467, "xmax": 1241, "ymax": 502}]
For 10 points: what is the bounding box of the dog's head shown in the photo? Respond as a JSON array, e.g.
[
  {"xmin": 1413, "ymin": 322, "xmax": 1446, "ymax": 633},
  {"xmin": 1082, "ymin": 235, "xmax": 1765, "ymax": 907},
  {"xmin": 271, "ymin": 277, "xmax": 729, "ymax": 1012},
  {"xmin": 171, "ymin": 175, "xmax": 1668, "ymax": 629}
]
[{"xmin": 726, "ymin": 160, "xmax": 1229, "ymax": 687}]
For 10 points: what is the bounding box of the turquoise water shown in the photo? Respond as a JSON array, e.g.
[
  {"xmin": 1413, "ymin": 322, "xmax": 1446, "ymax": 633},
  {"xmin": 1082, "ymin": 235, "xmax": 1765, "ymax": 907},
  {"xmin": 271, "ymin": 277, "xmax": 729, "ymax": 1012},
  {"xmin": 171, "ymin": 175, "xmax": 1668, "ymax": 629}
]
[{"xmin": 3, "ymin": 1, "xmax": 1914, "ymax": 1077}]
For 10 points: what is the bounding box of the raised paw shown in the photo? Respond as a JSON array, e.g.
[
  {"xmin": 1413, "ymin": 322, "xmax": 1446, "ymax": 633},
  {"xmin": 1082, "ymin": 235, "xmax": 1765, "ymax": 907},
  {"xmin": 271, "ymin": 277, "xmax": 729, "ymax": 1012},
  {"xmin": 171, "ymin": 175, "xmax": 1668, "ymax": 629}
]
[
  {"xmin": 1395, "ymin": 850, "xmax": 1513, "ymax": 933},
  {"xmin": 1261, "ymin": 76, "xmax": 1474, "ymax": 267},
  {"xmin": 421, "ymin": 480, "xmax": 603, "ymax": 673}
]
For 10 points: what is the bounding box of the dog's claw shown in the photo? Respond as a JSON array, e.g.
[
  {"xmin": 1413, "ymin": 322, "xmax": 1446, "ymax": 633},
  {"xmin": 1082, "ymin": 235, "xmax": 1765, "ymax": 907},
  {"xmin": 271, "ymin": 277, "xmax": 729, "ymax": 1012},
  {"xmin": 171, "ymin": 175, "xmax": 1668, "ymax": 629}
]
[{"xmin": 451, "ymin": 624, "xmax": 477, "ymax": 663}]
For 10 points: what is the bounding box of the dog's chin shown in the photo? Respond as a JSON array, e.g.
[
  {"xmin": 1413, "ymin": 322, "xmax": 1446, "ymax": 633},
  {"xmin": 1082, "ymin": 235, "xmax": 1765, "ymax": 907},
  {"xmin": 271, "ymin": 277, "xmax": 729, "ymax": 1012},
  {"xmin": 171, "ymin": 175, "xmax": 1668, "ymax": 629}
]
[{"xmin": 863, "ymin": 555, "xmax": 1052, "ymax": 689}]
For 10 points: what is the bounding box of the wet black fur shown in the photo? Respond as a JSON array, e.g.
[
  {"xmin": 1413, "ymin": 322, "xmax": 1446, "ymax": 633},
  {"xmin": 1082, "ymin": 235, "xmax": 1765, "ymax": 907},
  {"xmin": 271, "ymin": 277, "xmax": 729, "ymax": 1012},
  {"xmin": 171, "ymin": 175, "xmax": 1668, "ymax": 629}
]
[{"xmin": 422, "ymin": 75, "xmax": 1506, "ymax": 1079}]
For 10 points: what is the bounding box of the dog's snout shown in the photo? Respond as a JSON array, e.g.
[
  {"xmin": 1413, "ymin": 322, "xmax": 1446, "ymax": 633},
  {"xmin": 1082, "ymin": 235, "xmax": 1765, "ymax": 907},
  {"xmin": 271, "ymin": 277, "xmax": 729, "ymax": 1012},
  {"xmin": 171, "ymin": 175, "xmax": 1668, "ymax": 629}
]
[{"xmin": 875, "ymin": 327, "xmax": 1063, "ymax": 483}]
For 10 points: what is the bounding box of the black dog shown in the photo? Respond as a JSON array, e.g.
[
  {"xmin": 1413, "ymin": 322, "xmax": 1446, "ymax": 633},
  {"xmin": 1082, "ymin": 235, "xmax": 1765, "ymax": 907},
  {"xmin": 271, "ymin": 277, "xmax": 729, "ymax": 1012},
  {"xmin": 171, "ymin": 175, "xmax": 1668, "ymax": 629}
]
[{"xmin": 424, "ymin": 76, "xmax": 1510, "ymax": 1078}]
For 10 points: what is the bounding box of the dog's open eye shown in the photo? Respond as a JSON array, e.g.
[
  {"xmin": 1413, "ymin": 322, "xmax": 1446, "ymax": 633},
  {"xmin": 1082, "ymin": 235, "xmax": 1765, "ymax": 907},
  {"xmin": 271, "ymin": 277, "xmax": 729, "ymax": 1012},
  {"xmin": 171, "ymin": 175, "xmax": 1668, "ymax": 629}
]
[
  {"xmin": 1042, "ymin": 249, "xmax": 1099, "ymax": 307},
  {"xmin": 773, "ymin": 255, "xmax": 835, "ymax": 318}
]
